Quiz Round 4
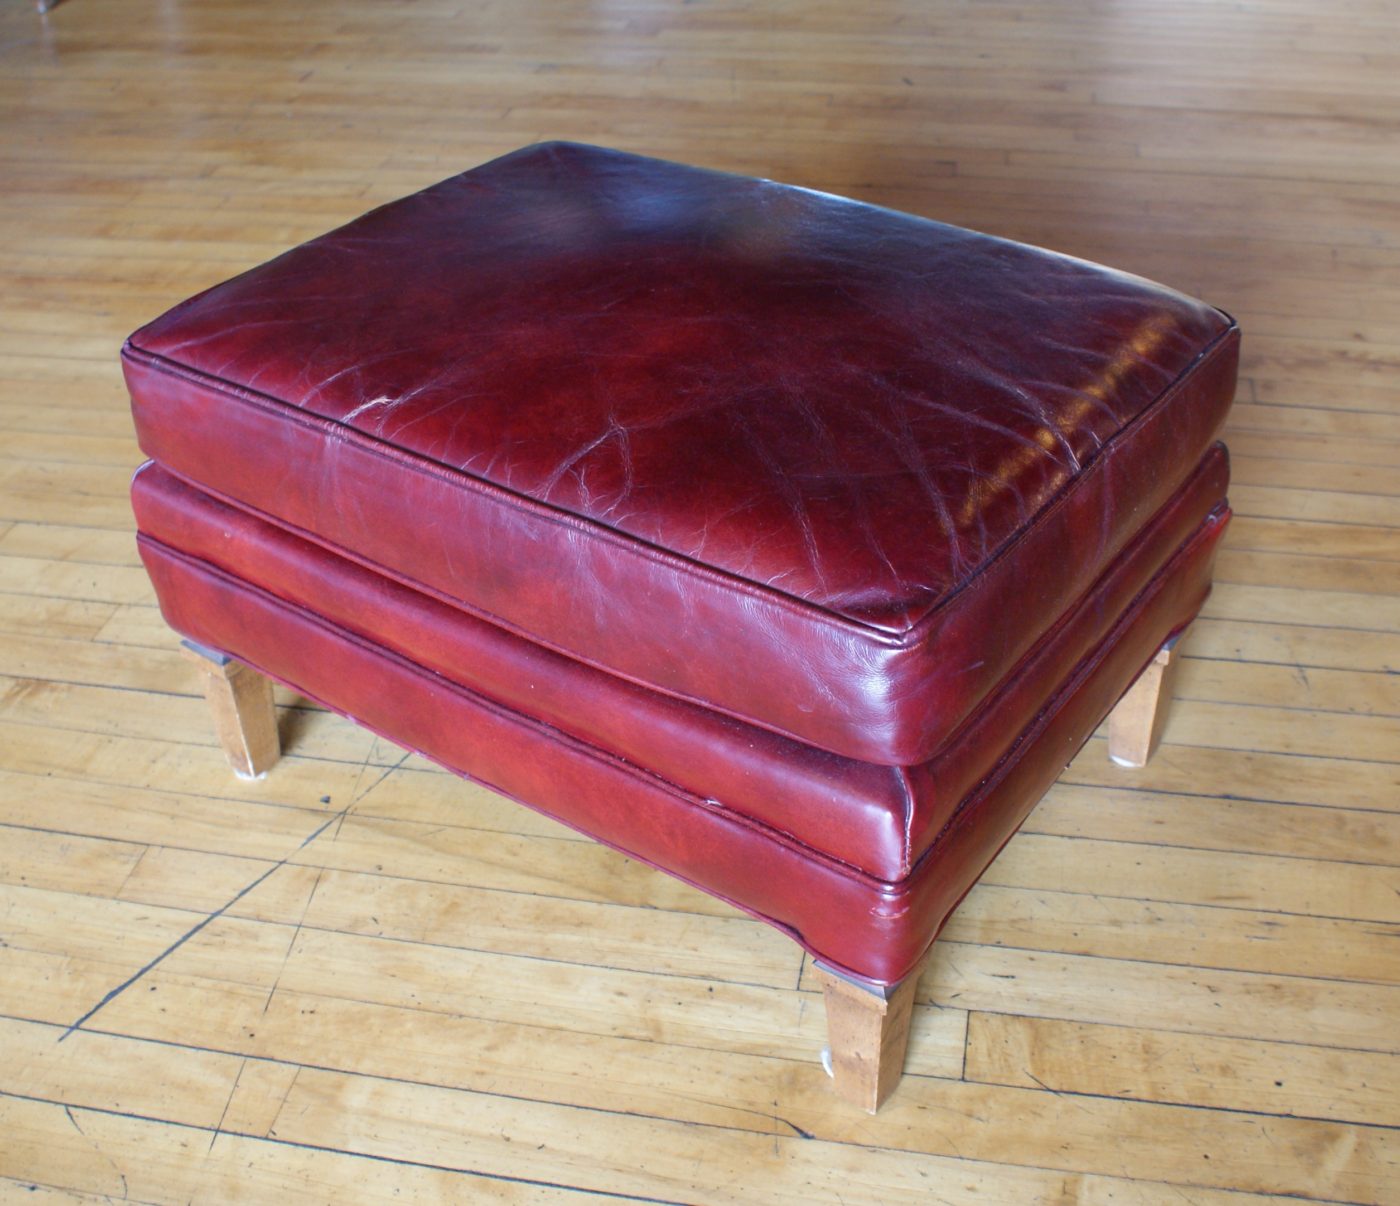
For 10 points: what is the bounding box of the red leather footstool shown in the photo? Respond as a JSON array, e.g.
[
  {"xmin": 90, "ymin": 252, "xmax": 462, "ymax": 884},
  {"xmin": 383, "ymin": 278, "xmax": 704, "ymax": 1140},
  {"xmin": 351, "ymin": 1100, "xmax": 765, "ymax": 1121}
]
[{"xmin": 124, "ymin": 142, "xmax": 1238, "ymax": 1112}]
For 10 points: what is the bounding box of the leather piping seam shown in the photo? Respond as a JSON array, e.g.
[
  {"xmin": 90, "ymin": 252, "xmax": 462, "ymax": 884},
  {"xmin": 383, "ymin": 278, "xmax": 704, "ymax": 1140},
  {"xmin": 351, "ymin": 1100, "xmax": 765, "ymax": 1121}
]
[{"xmin": 122, "ymin": 322, "xmax": 1236, "ymax": 647}]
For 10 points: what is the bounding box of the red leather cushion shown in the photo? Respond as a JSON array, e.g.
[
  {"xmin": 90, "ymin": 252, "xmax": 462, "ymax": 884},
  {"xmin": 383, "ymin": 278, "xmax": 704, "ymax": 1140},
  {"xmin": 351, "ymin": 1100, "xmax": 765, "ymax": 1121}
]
[
  {"xmin": 123, "ymin": 141, "xmax": 1238, "ymax": 764},
  {"xmin": 133, "ymin": 453, "xmax": 1228, "ymax": 880},
  {"xmin": 137, "ymin": 501, "xmax": 1228, "ymax": 985}
]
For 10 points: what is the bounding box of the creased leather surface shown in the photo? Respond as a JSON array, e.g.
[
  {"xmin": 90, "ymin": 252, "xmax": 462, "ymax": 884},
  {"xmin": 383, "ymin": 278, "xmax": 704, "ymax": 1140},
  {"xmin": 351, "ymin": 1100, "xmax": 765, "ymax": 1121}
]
[
  {"xmin": 132, "ymin": 453, "xmax": 1229, "ymax": 879},
  {"xmin": 137, "ymin": 508, "xmax": 1226, "ymax": 985},
  {"xmin": 123, "ymin": 141, "xmax": 1239, "ymax": 764}
]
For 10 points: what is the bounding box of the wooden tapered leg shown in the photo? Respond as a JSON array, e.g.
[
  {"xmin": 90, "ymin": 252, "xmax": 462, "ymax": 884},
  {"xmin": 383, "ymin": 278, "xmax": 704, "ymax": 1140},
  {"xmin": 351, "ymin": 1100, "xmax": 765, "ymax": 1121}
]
[
  {"xmin": 181, "ymin": 640, "xmax": 281, "ymax": 779},
  {"xmin": 1107, "ymin": 627, "xmax": 1189, "ymax": 768},
  {"xmin": 816, "ymin": 960, "xmax": 923, "ymax": 1112}
]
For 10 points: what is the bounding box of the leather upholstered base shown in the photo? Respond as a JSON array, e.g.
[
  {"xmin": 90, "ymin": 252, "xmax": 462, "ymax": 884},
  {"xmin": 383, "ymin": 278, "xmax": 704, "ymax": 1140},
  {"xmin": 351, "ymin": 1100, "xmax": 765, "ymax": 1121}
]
[
  {"xmin": 134, "ymin": 453, "xmax": 1229, "ymax": 883},
  {"xmin": 136, "ymin": 473, "xmax": 1227, "ymax": 986}
]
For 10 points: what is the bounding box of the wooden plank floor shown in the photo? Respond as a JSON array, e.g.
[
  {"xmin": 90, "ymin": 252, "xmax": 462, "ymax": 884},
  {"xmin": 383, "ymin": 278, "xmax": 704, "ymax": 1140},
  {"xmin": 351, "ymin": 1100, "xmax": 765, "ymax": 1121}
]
[{"xmin": 2, "ymin": 0, "xmax": 1398, "ymax": 1201}]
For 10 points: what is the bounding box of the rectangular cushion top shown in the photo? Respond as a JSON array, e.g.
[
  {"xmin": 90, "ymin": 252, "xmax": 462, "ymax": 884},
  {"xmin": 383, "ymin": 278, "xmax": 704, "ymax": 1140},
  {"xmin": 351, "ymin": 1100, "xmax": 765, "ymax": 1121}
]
[
  {"xmin": 126, "ymin": 141, "xmax": 1232, "ymax": 631},
  {"xmin": 124, "ymin": 142, "xmax": 1238, "ymax": 763}
]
